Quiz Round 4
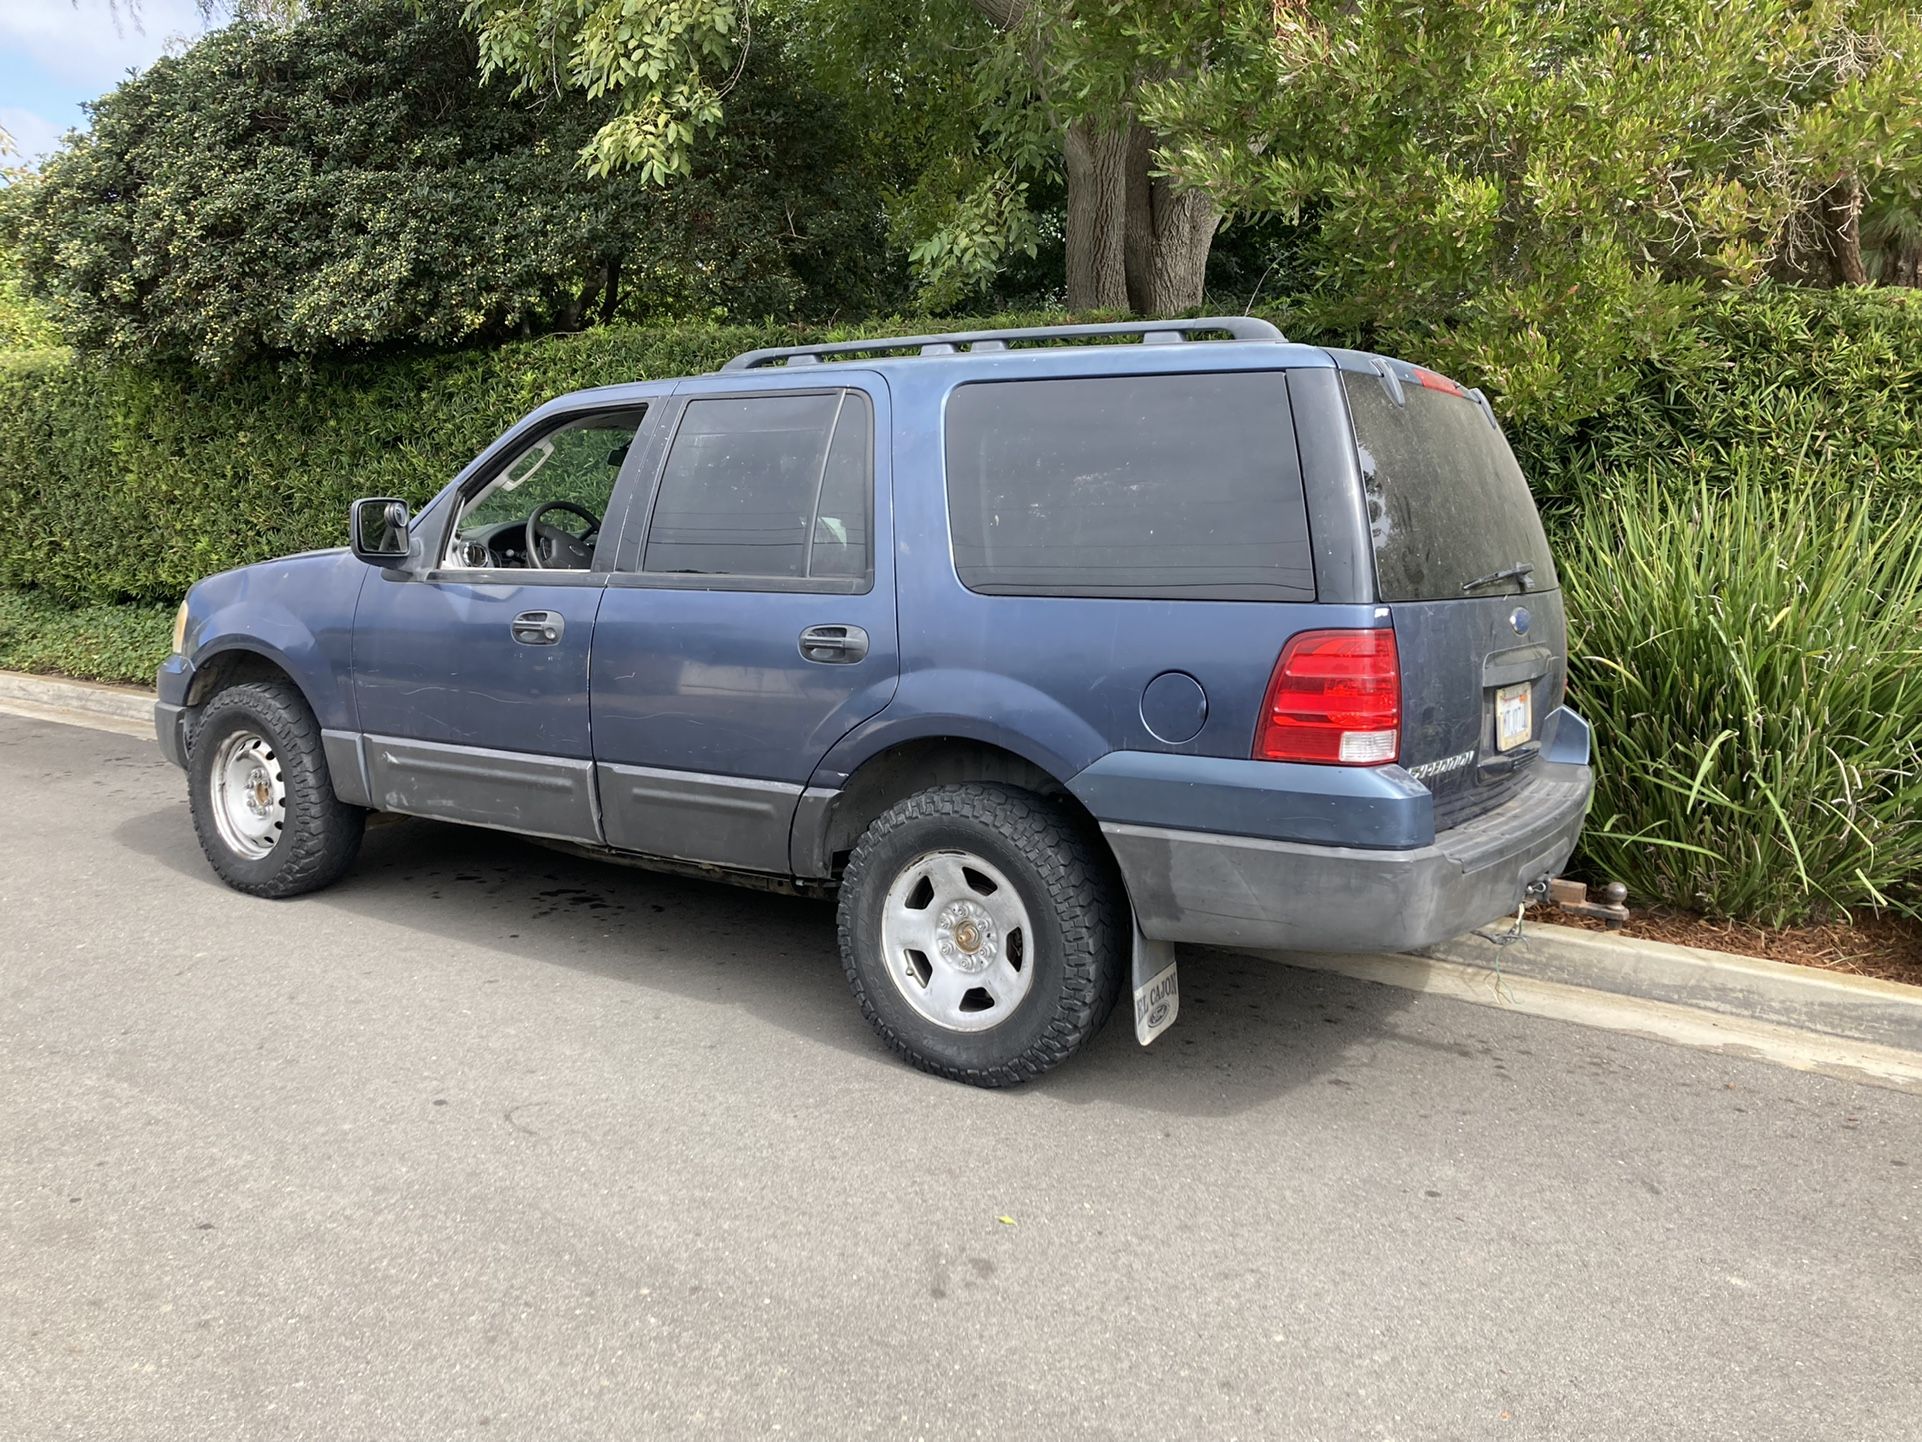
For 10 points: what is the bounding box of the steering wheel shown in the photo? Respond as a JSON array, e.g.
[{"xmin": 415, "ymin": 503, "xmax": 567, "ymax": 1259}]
[{"xmin": 525, "ymin": 500, "xmax": 602, "ymax": 570}]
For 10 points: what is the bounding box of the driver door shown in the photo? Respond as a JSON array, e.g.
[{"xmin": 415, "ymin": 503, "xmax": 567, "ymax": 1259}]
[{"xmin": 351, "ymin": 402, "xmax": 660, "ymax": 842}]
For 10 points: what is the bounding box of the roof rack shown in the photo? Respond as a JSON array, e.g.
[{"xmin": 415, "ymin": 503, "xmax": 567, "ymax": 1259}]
[{"xmin": 719, "ymin": 316, "xmax": 1285, "ymax": 371}]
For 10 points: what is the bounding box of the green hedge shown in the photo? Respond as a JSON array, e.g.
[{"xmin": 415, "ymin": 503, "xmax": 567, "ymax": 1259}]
[
  {"xmin": 1509, "ymin": 285, "xmax": 1922, "ymax": 512},
  {"xmin": 0, "ymin": 314, "xmax": 1069, "ymax": 606},
  {"xmin": 3, "ymin": 287, "xmax": 1918, "ymax": 606}
]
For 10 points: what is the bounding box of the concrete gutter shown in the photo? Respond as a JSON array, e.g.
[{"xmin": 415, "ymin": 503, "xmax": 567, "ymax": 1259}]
[
  {"xmin": 1421, "ymin": 923, "xmax": 1922, "ymax": 1054},
  {"xmin": 1248, "ymin": 942, "xmax": 1922, "ymax": 1096},
  {"xmin": 0, "ymin": 669, "xmax": 153, "ymax": 736},
  {"xmin": 6, "ymin": 666, "xmax": 1921, "ymax": 1080},
  {"xmin": 1251, "ymin": 920, "xmax": 1922, "ymax": 1093}
]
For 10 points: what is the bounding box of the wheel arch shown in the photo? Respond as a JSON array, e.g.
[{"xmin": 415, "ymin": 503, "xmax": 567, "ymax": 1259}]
[
  {"xmin": 184, "ymin": 643, "xmax": 311, "ymax": 712},
  {"xmin": 178, "ymin": 644, "xmax": 368, "ymax": 801},
  {"xmin": 795, "ymin": 735, "xmax": 1118, "ymax": 887}
]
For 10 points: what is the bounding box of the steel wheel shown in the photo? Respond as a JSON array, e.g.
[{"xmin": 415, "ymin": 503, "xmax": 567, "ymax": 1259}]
[
  {"xmin": 879, "ymin": 848, "xmax": 1035, "ymax": 1032},
  {"xmin": 207, "ymin": 727, "xmax": 285, "ymax": 860}
]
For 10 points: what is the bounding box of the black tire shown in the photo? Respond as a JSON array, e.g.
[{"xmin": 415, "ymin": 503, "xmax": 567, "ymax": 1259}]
[
  {"xmin": 837, "ymin": 782, "xmax": 1125, "ymax": 1086},
  {"xmin": 187, "ymin": 680, "xmax": 365, "ymax": 898}
]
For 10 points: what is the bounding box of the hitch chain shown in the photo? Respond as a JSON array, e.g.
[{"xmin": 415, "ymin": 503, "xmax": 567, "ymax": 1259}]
[{"xmin": 1477, "ymin": 875, "xmax": 1551, "ymax": 949}]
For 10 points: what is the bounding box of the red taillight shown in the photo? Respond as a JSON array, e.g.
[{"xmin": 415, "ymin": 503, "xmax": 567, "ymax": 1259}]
[{"xmin": 1254, "ymin": 629, "xmax": 1401, "ymax": 765}]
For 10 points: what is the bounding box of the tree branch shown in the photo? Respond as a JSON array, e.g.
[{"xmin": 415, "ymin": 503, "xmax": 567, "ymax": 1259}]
[{"xmin": 968, "ymin": 0, "xmax": 1028, "ymax": 32}]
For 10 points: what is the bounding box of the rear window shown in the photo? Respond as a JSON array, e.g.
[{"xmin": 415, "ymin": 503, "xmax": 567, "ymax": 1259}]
[
  {"xmin": 1343, "ymin": 373, "xmax": 1557, "ymax": 603},
  {"xmin": 944, "ymin": 372, "xmax": 1313, "ymax": 601}
]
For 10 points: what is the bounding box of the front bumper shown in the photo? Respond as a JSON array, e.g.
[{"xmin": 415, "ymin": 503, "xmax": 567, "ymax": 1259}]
[
  {"xmin": 155, "ymin": 702, "xmax": 190, "ymax": 769},
  {"xmin": 154, "ymin": 654, "xmax": 195, "ymax": 769},
  {"xmin": 1105, "ymin": 761, "xmax": 1593, "ymax": 955}
]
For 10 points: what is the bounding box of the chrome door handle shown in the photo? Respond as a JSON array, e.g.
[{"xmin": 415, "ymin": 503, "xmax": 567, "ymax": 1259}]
[
  {"xmin": 511, "ymin": 610, "xmax": 564, "ymax": 645},
  {"xmin": 799, "ymin": 624, "xmax": 868, "ymax": 664}
]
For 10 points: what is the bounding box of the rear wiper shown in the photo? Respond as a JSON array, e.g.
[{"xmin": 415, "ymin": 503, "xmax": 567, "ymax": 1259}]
[{"xmin": 1461, "ymin": 562, "xmax": 1535, "ymax": 594}]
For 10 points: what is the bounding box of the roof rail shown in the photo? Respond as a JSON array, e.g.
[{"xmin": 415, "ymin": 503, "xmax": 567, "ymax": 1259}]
[{"xmin": 719, "ymin": 316, "xmax": 1285, "ymax": 371}]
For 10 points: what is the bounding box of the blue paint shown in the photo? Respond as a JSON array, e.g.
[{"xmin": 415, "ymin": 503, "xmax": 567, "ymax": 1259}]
[
  {"xmin": 1139, "ymin": 671, "xmax": 1208, "ymax": 745},
  {"xmin": 161, "ymin": 327, "xmax": 1592, "ymax": 950}
]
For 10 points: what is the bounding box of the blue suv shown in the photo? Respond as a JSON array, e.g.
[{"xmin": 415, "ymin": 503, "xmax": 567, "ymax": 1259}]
[{"xmin": 156, "ymin": 318, "xmax": 1593, "ymax": 1085}]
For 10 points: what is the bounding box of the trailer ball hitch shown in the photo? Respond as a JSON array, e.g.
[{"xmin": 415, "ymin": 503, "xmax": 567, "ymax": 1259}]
[{"xmin": 1545, "ymin": 877, "xmax": 1631, "ymax": 928}]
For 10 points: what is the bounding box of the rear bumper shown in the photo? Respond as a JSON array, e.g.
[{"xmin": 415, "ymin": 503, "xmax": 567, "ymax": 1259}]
[{"xmin": 1105, "ymin": 760, "xmax": 1593, "ymax": 955}]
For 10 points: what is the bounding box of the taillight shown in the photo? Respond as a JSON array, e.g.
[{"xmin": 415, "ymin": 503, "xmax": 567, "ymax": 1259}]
[{"xmin": 1254, "ymin": 629, "xmax": 1400, "ymax": 765}]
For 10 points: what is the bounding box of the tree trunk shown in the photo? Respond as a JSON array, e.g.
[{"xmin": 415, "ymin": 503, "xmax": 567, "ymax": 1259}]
[
  {"xmin": 967, "ymin": 0, "xmax": 1218, "ymax": 315},
  {"xmin": 598, "ymin": 256, "xmax": 623, "ymax": 324},
  {"xmin": 1064, "ymin": 118, "xmax": 1132, "ymax": 311},
  {"xmin": 1065, "ymin": 117, "xmax": 1220, "ymax": 316},
  {"xmin": 1122, "ymin": 124, "xmax": 1156, "ymax": 313},
  {"xmin": 1116, "ymin": 121, "xmax": 1221, "ymax": 315},
  {"xmin": 1820, "ymin": 177, "xmax": 1869, "ymax": 287},
  {"xmin": 1141, "ymin": 173, "xmax": 1221, "ymax": 314},
  {"xmin": 1886, "ymin": 244, "xmax": 1921, "ymax": 288}
]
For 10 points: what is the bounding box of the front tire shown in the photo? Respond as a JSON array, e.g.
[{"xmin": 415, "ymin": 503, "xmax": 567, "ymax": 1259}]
[
  {"xmin": 837, "ymin": 783, "xmax": 1125, "ymax": 1086},
  {"xmin": 187, "ymin": 680, "xmax": 365, "ymax": 898}
]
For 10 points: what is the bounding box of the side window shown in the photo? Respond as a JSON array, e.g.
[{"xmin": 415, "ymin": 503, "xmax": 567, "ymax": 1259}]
[
  {"xmin": 640, "ymin": 392, "xmax": 872, "ymax": 583},
  {"xmin": 943, "ymin": 372, "xmax": 1313, "ymax": 601},
  {"xmin": 444, "ymin": 408, "xmax": 646, "ymax": 571}
]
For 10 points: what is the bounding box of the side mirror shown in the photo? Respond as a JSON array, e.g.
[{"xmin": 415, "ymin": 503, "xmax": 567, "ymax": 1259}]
[{"xmin": 350, "ymin": 497, "xmax": 412, "ymax": 565}]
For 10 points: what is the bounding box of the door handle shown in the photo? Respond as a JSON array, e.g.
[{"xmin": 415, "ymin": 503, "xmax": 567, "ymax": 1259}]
[
  {"xmin": 511, "ymin": 610, "xmax": 564, "ymax": 646},
  {"xmin": 799, "ymin": 624, "xmax": 869, "ymax": 664}
]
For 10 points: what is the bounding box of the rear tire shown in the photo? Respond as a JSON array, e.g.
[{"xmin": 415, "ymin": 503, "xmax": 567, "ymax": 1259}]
[
  {"xmin": 837, "ymin": 783, "xmax": 1125, "ymax": 1086},
  {"xmin": 187, "ymin": 680, "xmax": 364, "ymax": 898}
]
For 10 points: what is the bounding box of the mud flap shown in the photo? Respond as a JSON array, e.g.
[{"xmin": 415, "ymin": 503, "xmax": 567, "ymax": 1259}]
[{"xmin": 1130, "ymin": 911, "xmax": 1179, "ymax": 1046}]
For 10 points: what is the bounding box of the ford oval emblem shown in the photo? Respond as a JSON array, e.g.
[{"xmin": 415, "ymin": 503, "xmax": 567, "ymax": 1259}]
[{"xmin": 1510, "ymin": 606, "xmax": 1532, "ymax": 636}]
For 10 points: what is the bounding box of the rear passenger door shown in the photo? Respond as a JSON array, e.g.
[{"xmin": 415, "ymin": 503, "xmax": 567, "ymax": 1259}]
[{"xmin": 589, "ymin": 374, "xmax": 897, "ymax": 873}]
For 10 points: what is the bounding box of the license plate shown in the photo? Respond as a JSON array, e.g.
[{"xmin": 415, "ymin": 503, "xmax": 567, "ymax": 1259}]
[{"xmin": 1495, "ymin": 682, "xmax": 1533, "ymax": 752}]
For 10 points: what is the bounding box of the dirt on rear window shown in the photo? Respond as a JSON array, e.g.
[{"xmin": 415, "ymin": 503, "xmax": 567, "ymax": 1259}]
[{"xmin": 1344, "ymin": 371, "xmax": 1559, "ymax": 603}]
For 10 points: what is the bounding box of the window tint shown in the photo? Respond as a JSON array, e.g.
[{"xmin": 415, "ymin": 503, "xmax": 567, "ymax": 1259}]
[
  {"xmin": 642, "ymin": 392, "xmax": 871, "ymax": 581},
  {"xmin": 944, "ymin": 372, "xmax": 1313, "ymax": 601},
  {"xmin": 1343, "ymin": 374, "xmax": 1558, "ymax": 603}
]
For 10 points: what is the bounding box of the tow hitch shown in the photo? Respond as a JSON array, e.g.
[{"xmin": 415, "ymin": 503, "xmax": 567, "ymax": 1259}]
[
  {"xmin": 1545, "ymin": 876, "xmax": 1631, "ymax": 928},
  {"xmin": 1477, "ymin": 874, "xmax": 1630, "ymax": 952}
]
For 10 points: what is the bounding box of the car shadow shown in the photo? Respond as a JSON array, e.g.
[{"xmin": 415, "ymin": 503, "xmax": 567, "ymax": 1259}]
[{"xmin": 114, "ymin": 805, "xmax": 1417, "ymax": 1118}]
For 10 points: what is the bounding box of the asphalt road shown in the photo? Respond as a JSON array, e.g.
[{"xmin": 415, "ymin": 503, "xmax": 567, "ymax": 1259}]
[{"xmin": 2, "ymin": 712, "xmax": 1918, "ymax": 1442}]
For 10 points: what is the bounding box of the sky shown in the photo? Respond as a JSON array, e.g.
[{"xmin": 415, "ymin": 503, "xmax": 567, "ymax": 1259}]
[{"xmin": 1, "ymin": 0, "xmax": 212, "ymax": 166}]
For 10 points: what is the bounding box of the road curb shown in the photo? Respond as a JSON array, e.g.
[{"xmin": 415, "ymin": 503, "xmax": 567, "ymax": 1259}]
[
  {"xmin": 1240, "ymin": 944, "xmax": 1922, "ymax": 1095},
  {"xmin": 0, "ymin": 669, "xmax": 155, "ymax": 725},
  {"xmin": 1419, "ymin": 921, "xmax": 1922, "ymax": 1053}
]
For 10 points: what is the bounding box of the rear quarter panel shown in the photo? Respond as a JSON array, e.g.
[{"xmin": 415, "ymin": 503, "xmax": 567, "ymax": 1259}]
[{"xmin": 810, "ymin": 345, "xmax": 1379, "ymax": 788}]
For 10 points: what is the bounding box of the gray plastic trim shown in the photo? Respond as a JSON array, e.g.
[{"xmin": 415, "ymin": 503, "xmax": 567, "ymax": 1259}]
[
  {"xmin": 789, "ymin": 786, "xmax": 840, "ymax": 879},
  {"xmin": 597, "ymin": 763, "xmax": 802, "ymax": 874},
  {"xmin": 363, "ymin": 735, "xmax": 599, "ymax": 843},
  {"xmin": 320, "ymin": 728, "xmax": 372, "ymax": 807},
  {"xmin": 1106, "ymin": 761, "xmax": 1592, "ymax": 954},
  {"xmin": 154, "ymin": 702, "xmax": 189, "ymax": 770}
]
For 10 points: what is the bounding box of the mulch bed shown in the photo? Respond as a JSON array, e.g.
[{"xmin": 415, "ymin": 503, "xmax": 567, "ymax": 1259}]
[{"xmin": 1559, "ymin": 906, "xmax": 1922, "ymax": 989}]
